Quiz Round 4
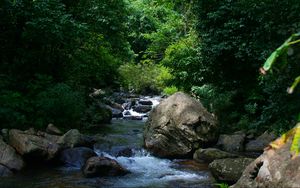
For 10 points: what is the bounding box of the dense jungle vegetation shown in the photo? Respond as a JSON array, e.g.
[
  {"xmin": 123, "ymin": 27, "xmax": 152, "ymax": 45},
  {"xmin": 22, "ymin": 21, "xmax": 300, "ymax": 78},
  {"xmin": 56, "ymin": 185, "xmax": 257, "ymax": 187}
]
[{"xmin": 1, "ymin": 0, "xmax": 300, "ymax": 134}]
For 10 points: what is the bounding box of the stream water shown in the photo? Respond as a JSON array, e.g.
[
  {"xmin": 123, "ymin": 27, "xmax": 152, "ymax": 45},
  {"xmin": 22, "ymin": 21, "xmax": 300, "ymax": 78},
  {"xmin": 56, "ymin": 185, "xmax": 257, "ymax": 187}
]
[{"xmin": 0, "ymin": 115, "xmax": 215, "ymax": 188}]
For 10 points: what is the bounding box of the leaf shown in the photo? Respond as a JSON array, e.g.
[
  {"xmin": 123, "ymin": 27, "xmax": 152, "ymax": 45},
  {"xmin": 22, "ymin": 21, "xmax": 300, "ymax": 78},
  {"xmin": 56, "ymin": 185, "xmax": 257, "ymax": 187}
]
[
  {"xmin": 287, "ymin": 76, "xmax": 300, "ymax": 94},
  {"xmin": 262, "ymin": 32, "xmax": 300, "ymax": 72},
  {"xmin": 262, "ymin": 38, "xmax": 292, "ymax": 71},
  {"xmin": 269, "ymin": 127, "xmax": 295, "ymax": 149},
  {"xmin": 290, "ymin": 123, "xmax": 300, "ymax": 158}
]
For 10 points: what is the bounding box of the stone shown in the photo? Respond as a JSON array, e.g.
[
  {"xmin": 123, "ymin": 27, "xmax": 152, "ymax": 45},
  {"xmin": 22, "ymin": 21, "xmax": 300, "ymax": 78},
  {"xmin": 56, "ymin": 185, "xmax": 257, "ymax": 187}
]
[
  {"xmin": 89, "ymin": 88, "xmax": 105, "ymax": 98},
  {"xmin": 106, "ymin": 105, "xmax": 123, "ymax": 118},
  {"xmin": 144, "ymin": 92, "xmax": 218, "ymax": 158},
  {"xmin": 216, "ymin": 132, "xmax": 246, "ymax": 152},
  {"xmin": 112, "ymin": 108, "xmax": 124, "ymax": 118},
  {"xmin": 193, "ymin": 148, "xmax": 239, "ymax": 163},
  {"xmin": 46, "ymin": 124, "xmax": 63, "ymax": 135},
  {"xmin": 131, "ymin": 116, "xmax": 143, "ymax": 120},
  {"xmin": 1, "ymin": 129, "xmax": 9, "ymax": 142},
  {"xmin": 116, "ymin": 148, "xmax": 133, "ymax": 157},
  {"xmin": 209, "ymin": 158, "xmax": 254, "ymax": 183},
  {"xmin": 0, "ymin": 164, "xmax": 13, "ymax": 177},
  {"xmin": 245, "ymin": 131, "xmax": 276, "ymax": 152},
  {"xmin": 110, "ymin": 102, "xmax": 124, "ymax": 111},
  {"xmin": 82, "ymin": 156, "xmax": 129, "ymax": 178},
  {"xmin": 232, "ymin": 125, "xmax": 300, "ymax": 188},
  {"xmin": 138, "ymin": 100, "xmax": 153, "ymax": 106},
  {"xmin": 133, "ymin": 105, "xmax": 152, "ymax": 113},
  {"xmin": 57, "ymin": 129, "xmax": 95, "ymax": 149},
  {"xmin": 59, "ymin": 147, "xmax": 97, "ymax": 168},
  {"xmin": 36, "ymin": 131, "xmax": 61, "ymax": 143},
  {"xmin": 9, "ymin": 129, "xmax": 60, "ymax": 161},
  {"xmin": 24, "ymin": 127, "xmax": 36, "ymax": 135},
  {"xmin": 0, "ymin": 138, "xmax": 24, "ymax": 172}
]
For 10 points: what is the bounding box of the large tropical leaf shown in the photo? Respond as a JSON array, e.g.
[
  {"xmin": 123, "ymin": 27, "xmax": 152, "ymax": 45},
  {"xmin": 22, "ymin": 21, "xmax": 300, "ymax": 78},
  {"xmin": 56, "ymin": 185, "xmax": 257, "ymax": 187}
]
[{"xmin": 262, "ymin": 33, "xmax": 300, "ymax": 72}]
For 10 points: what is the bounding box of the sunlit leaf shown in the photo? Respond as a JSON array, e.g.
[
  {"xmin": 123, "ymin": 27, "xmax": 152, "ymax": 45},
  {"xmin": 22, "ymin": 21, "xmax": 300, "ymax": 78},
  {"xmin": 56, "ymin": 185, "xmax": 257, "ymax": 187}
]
[
  {"xmin": 290, "ymin": 123, "xmax": 300, "ymax": 158},
  {"xmin": 287, "ymin": 76, "xmax": 300, "ymax": 94},
  {"xmin": 262, "ymin": 33, "xmax": 300, "ymax": 72}
]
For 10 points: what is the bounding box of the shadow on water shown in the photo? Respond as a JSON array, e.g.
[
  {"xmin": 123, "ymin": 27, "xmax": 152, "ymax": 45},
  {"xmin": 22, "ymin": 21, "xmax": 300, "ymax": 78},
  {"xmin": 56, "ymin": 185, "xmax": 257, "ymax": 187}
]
[{"xmin": 0, "ymin": 119, "xmax": 215, "ymax": 188}]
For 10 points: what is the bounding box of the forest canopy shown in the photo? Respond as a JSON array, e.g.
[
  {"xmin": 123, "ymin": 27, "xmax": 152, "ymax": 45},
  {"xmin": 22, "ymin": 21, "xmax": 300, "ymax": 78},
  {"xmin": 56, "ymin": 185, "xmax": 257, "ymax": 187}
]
[{"xmin": 1, "ymin": 0, "xmax": 300, "ymax": 134}]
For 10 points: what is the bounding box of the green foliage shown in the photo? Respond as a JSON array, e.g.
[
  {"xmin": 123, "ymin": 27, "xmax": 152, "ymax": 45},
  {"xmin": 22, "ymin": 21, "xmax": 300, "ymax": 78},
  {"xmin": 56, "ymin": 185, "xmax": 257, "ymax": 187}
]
[
  {"xmin": 215, "ymin": 183, "xmax": 229, "ymax": 188},
  {"xmin": 68, "ymin": 34, "xmax": 121, "ymax": 89},
  {"xmin": 0, "ymin": 0, "xmax": 131, "ymax": 129},
  {"xmin": 163, "ymin": 86, "xmax": 178, "ymax": 96},
  {"xmin": 191, "ymin": 0, "xmax": 300, "ymax": 132},
  {"xmin": 118, "ymin": 62, "xmax": 172, "ymax": 94},
  {"xmin": 81, "ymin": 103, "xmax": 112, "ymax": 129},
  {"xmin": 192, "ymin": 85, "xmax": 238, "ymax": 132},
  {"xmin": 0, "ymin": 90, "xmax": 28, "ymax": 129},
  {"xmin": 35, "ymin": 83, "xmax": 86, "ymax": 129},
  {"xmin": 162, "ymin": 33, "xmax": 200, "ymax": 91},
  {"xmin": 127, "ymin": 0, "xmax": 198, "ymax": 94}
]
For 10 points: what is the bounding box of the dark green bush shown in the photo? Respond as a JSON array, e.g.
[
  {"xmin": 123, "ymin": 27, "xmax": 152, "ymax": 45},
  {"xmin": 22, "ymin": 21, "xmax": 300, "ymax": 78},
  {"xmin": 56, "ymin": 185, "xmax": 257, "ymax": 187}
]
[
  {"xmin": 35, "ymin": 83, "xmax": 86, "ymax": 129},
  {"xmin": 191, "ymin": 0, "xmax": 300, "ymax": 132},
  {"xmin": 81, "ymin": 103, "xmax": 112, "ymax": 129}
]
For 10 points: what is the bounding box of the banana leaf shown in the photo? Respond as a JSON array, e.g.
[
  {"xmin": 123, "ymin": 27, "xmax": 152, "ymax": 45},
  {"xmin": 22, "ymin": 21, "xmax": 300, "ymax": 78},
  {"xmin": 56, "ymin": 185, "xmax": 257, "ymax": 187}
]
[{"xmin": 262, "ymin": 33, "xmax": 300, "ymax": 71}]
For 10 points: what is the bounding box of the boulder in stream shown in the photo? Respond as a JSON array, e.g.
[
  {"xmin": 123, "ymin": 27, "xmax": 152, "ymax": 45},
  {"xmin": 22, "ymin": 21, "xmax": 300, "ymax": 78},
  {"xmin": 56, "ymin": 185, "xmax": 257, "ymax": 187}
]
[
  {"xmin": 9, "ymin": 129, "xmax": 60, "ymax": 161},
  {"xmin": 82, "ymin": 156, "xmax": 129, "ymax": 178},
  {"xmin": 216, "ymin": 131, "xmax": 246, "ymax": 152},
  {"xmin": 245, "ymin": 131, "xmax": 276, "ymax": 153},
  {"xmin": 209, "ymin": 157, "xmax": 254, "ymax": 183},
  {"xmin": 132, "ymin": 105, "xmax": 152, "ymax": 113},
  {"xmin": 0, "ymin": 164, "xmax": 13, "ymax": 177},
  {"xmin": 46, "ymin": 123, "xmax": 63, "ymax": 135},
  {"xmin": 138, "ymin": 100, "xmax": 153, "ymax": 106},
  {"xmin": 0, "ymin": 138, "xmax": 25, "ymax": 172},
  {"xmin": 57, "ymin": 129, "xmax": 95, "ymax": 149},
  {"xmin": 144, "ymin": 92, "xmax": 218, "ymax": 158},
  {"xmin": 193, "ymin": 148, "xmax": 239, "ymax": 163},
  {"xmin": 59, "ymin": 147, "xmax": 97, "ymax": 168},
  {"xmin": 116, "ymin": 147, "xmax": 133, "ymax": 157}
]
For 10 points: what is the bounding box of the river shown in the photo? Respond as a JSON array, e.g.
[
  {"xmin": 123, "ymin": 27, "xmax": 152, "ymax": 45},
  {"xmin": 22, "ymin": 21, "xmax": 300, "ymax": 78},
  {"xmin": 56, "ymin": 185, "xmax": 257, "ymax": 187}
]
[{"xmin": 0, "ymin": 119, "xmax": 215, "ymax": 188}]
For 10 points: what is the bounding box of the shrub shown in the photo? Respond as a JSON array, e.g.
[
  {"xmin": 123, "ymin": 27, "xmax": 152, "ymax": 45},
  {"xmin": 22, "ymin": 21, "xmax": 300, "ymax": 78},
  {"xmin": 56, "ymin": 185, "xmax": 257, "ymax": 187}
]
[
  {"xmin": 163, "ymin": 86, "xmax": 178, "ymax": 96},
  {"xmin": 35, "ymin": 83, "xmax": 86, "ymax": 129},
  {"xmin": 118, "ymin": 62, "xmax": 172, "ymax": 94},
  {"xmin": 81, "ymin": 103, "xmax": 112, "ymax": 129}
]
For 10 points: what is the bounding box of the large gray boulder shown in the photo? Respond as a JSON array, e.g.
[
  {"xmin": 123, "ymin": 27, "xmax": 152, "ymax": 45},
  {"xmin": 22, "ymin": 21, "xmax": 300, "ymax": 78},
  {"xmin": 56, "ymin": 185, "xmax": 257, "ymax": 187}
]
[
  {"xmin": 0, "ymin": 138, "xmax": 24, "ymax": 172},
  {"xmin": 209, "ymin": 158, "xmax": 254, "ymax": 183},
  {"xmin": 46, "ymin": 124, "xmax": 63, "ymax": 135},
  {"xmin": 193, "ymin": 148, "xmax": 239, "ymax": 163},
  {"xmin": 144, "ymin": 92, "xmax": 218, "ymax": 158},
  {"xmin": 82, "ymin": 156, "xmax": 129, "ymax": 178},
  {"xmin": 232, "ymin": 125, "xmax": 300, "ymax": 188},
  {"xmin": 9, "ymin": 129, "xmax": 60, "ymax": 161},
  {"xmin": 1, "ymin": 129, "xmax": 9, "ymax": 142},
  {"xmin": 0, "ymin": 164, "xmax": 13, "ymax": 177},
  {"xmin": 133, "ymin": 105, "xmax": 152, "ymax": 113},
  {"xmin": 245, "ymin": 131, "xmax": 276, "ymax": 152},
  {"xmin": 57, "ymin": 129, "xmax": 95, "ymax": 149},
  {"xmin": 59, "ymin": 147, "xmax": 97, "ymax": 168},
  {"xmin": 216, "ymin": 132, "xmax": 246, "ymax": 152}
]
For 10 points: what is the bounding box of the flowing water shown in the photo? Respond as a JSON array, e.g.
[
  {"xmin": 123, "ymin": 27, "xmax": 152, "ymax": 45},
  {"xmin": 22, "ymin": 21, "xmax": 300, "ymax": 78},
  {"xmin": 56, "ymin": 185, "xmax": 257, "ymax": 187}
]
[{"xmin": 0, "ymin": 113, "xmax": 215, "ymax": 188}]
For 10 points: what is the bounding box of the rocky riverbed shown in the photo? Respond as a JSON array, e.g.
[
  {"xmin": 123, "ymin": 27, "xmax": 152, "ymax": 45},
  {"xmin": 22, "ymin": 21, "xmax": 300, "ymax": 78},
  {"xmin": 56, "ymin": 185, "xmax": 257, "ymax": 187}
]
[
  {"xmin": 2, "ymin": 92, "xmax": 299, "ymax": 188},
  {"xmin": 0, "ymin": 119, "xmax": 215, "ymax": 188}
]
